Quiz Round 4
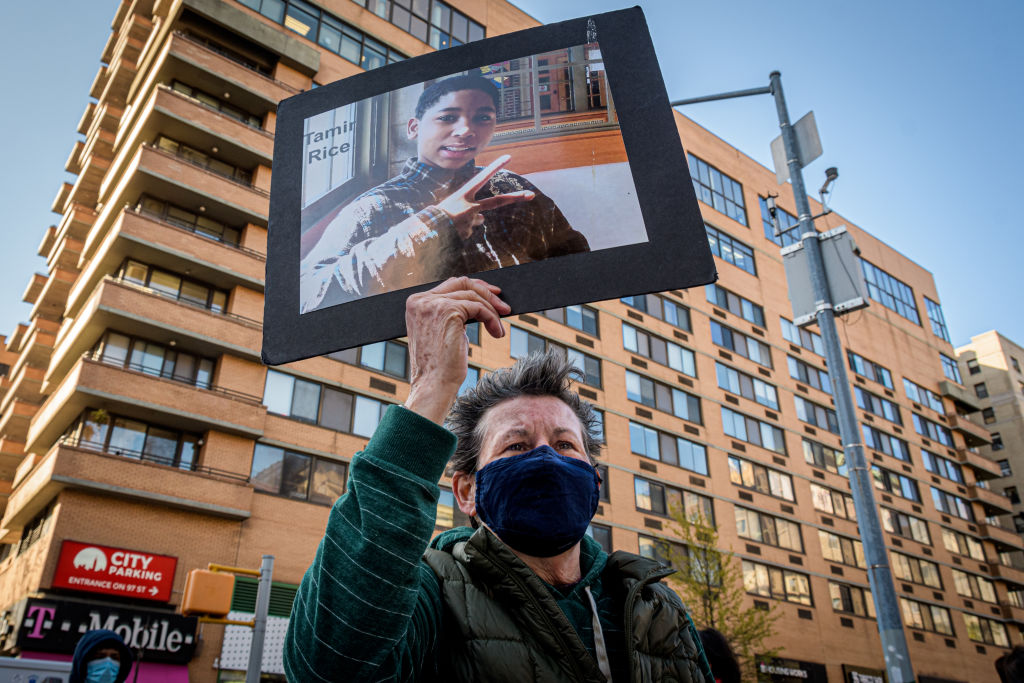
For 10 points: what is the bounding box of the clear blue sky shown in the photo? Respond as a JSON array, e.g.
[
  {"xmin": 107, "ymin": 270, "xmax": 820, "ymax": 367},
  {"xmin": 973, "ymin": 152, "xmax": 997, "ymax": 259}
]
[{"xmin": 2, "ymin": 1, "xmax": 1021, "ymax": 347}]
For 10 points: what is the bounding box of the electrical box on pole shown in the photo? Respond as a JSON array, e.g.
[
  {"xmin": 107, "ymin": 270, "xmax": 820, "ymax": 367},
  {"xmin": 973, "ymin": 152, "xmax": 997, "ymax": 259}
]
[{"xmin": 781, "ymin": 226, "xmax": 869, "ymax": 327}]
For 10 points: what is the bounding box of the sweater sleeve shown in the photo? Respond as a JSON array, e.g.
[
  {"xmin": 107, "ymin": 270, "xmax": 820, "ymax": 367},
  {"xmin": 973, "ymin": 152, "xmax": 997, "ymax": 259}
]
[{"xmin": 283, "ymin": 405, "xmax": 457, "ymax": 681}]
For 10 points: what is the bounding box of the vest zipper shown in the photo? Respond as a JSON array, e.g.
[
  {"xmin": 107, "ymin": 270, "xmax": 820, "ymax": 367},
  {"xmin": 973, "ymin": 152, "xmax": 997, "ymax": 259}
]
[
  {"xmin": 484, "ymin": 551, "xmax": 592, "ymax": 682},
  {"xmin": 623, "ymin": 566, "xmax": 676, "ymax": 681}
]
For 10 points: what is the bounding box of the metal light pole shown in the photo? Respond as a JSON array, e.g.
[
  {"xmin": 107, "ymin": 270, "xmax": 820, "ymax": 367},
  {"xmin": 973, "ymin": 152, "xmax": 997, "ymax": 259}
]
[
  {"xmin": 673, "ymin": 72, "xmax": 916, "ymax": 682},
  {"xmin": 246, "ymin": 554, "xmax": 275, "ymax": 683}
]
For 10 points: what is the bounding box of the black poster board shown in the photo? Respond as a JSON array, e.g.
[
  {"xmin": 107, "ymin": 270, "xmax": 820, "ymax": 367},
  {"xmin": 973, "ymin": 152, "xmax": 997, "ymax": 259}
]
[{"xmin": 264, "ymin": 7, "xmax": 715, "ymax": 364}]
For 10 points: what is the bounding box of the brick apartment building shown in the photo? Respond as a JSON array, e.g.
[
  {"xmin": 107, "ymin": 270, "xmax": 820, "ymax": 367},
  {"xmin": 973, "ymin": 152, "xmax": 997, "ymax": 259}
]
[{"xmin": 0, "ymin": 0, "xmax": 1019, "ymax": 681}]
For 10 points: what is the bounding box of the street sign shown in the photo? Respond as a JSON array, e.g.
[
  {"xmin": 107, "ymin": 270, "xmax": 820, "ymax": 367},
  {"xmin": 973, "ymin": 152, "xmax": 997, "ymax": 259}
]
[
  {"xmin": 52, "ymin": 540, "xmax": 177, "ymax": 602},
  {"xmin": 770, "ymin": 110, "xmax": 822, "ymax": 184}
]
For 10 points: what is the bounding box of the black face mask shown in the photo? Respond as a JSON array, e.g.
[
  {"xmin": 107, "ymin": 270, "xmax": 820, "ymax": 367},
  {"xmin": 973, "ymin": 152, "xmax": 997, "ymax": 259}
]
[{"xmin": 474, "ymin": 445, "xmax": 601, "ymax": 557}]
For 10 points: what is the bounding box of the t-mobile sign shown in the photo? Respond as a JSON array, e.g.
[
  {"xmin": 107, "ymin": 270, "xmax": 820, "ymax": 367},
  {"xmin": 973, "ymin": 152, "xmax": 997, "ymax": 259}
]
[{"xmin": 52, "ymin": 541, "xmax": 177, "ymax": 602}]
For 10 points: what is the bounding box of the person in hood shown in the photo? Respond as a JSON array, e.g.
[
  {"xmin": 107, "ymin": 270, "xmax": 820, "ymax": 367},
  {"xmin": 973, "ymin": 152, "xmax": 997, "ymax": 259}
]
[
  {"xmin": 70, "ymin": 629, "xmax": 132, "ymax": 683},
  {"xmin": 284, "ymin": 276, "xmax": 712, "ymax": 682}
]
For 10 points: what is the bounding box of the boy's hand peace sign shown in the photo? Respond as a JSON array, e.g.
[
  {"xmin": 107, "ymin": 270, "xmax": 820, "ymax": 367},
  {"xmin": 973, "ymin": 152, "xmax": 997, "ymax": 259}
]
[{"xmin": 436, "ymin": 155, "xmax": 535, "ymax": 239}]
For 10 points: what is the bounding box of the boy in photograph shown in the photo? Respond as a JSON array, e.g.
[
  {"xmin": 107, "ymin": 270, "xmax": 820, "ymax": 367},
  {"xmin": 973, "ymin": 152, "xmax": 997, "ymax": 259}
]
[{"xmin": 300, "ymin": 75, "xmax": 590, "ymax": 312}]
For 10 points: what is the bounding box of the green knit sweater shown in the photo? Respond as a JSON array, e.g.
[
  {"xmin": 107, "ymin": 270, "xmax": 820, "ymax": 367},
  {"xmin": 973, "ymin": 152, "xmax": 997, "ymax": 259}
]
[{"xmin": 283, "ymin": 405, "xmax": 712, "ymax": 681}]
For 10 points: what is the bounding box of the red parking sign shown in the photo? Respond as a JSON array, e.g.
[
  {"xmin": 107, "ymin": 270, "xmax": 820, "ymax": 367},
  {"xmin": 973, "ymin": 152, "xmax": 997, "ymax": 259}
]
[{"xmin": 53, "ymin": 540, "xmax": 177, "ymax": 602}]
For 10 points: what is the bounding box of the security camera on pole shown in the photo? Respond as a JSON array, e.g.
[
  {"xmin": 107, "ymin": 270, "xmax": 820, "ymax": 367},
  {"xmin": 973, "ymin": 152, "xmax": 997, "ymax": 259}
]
[{"xmin": 672, "ymin": 72, "xmax": 916, "ymax": 683}]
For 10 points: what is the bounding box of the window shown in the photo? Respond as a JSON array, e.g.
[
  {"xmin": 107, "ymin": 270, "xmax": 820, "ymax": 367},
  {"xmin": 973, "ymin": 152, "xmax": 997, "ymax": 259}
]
[
  {"xmin": 818, "ymin": 530, "xmax": 866, "ymax": 568},
  {"xmin": 924, "ymin": 297, "xmax": 951, "ymax": 343},
  {"xmin": 16, "ymin": 501, "xmax": 56, "ymax": 556},
  {"xmin": 238, "ymin": 0, "xmax": 415, "ymax": 66},
  {"xmin": 717, "ymin": 362, "xmax": 778, "ymax": 409},
  {"xmin": 881, "ymin": 508, "xmax": 931, "ymax": 544},
  {"xmin": 788, "ymin": 356, "xmax": 832, "ymax": 394},
  {"xmin": 117, "ymin": 259, "xmax": 228, "ymax": 313},
  {"xmin": 623, "ymin": 323, "xmax": 696, "ymax": 377},
  {"xmin": 940, "ymin": 353, "xmax": 962, "ymax": 384},
  {"xmin": 860, "ymin": 259, "xmax": 921, "ymax": 324},
  {"xmin": 735, "ymin": 507, "xmax": 802, "ymax": 552},
  {"xmin": 998, "ymin": 459, "xmax": 1012, "ymax": 477},
  {"xmin": 794, "ymin": 396, "xmax": 839, "ymax": 434},
  {"xmin": 728, "ymin": 456, "xmax": 794, "ymax": 501},
  {"xmin": 169, "ymin": 81, "xmax": 261, "ymax": 128},
  {"xmin": 962, "ymin": 613, "xmax": 1010, "ymax": 647},
  {"xmin": 543, "ymin": 305, "xmax": 598, "ymax": 336},
  {"xmin": 510, "ymin": 327, "xmax": 601, "ymax": 388},
  {"xmin": 705, "ymin": 225, "xmax": 755, "ymax": 274},
  {"xmin": 903, "ymin": 378, "xmax": 944, "ymax": 412},
  {"xmin": 90, "ymin": 332, "xmax": 215, "ymax": 389},
  {"xmin": 629, "ymin": 422, "xmax": 708, "ymax": 475},
  {"xmin": 1014, "ymin": 358, "xmax": 1022, "ymax": 373},
  {"xmin": 913, "ymin": 414, "xmax": 954, "ymax": 447},
  {"xmin": 705, "ymin": 284, "xmax": 765, "ymax": 327},
  {"xmin": 637, "ymin": 534, "xmax": 687, "ymax": 569},
  {"xmin": 966, "ymin": 358, "xmax": 980, "ymax": 375},
  {"xmin": 625, "ymin": 370, "xmax": 702, "ymax": 424},
  {"xmin": 135, "ymin": 195, "xmax": 243, "ymax": 246},
  {"xmin": 154, "ymin": 135, "xmax": 253, "ymax": 185},
  {"xmin": 872, "ymin": 466, "xmax": 920, "ymax": 502},
  {"xmin": 457, "ymin": 366, "xmax": 479, "ymax": 397},
  {"xmin": 264, "ymin": 369, "xmax": 388, "ymax": 437},
  {"xmin": 992, "ymin": 433, "xmax": 1004, "ymax": 450},
  {"xmin": 587, "ymin": 523, "xmax": 612, "ymax": 553},
  {"xmin": 847, "ymin": 351, "xmax": 894, "ymax": 389},
  {"xmin": 780, "ymin": 318, "xmax": 824, "ymax": 356},
  {"xmin": 760, "ymin": 196, "xmax": 800, "ymax": 247},
  {"xmin": 951, "ymin": 569, "xmax": 997, "ymax": 603},
  {"xmin": 862, "ymin": 424, "xmax": 910, "ymax": 461},
  {"xmin": 721, "ymin": 407, "xmax": 786, "ymax": 454},
  {"xmin": 434, "ymin": 487, "xmax": 471, "ymax": 529},
  {"xmin": 593, "ymin": 411, "xmax": 606, "ymax": 446},
  {"xmin": 900, "ymin": 598, "xmax": 953, "ymax": 636},
  {"xmin": 710, "ymin": 321, "xmax": 772, "ymax": 368},
  {"xmin": 803, "ymin": 439, "xmax": 846, "ymax": 476},
  {"xmin": 596, "ymin": 464, "xmax": 609, "ymax": 502},
  {"xmin": 855, "ymin": 387, "xmax": 902, "ymax": 425},
  {"xmin": 620, "ymin": 294, "xmax": 690, "ymax": 331},
  {"xmin": 634, "ymin": 476, "xmax": 714, "ymax": 522},
  {"xmin": 328, "ymin": 341, "xmax": 409, "ymax": 378},
  {"xmin": 465, "ymin": 321, "xmax": 480, "ymax": 345},
  {"xmin": 981, "ymin": 408, "xmax": 996, "ymax": 425},
  {"xmin": 810, "ymin": 483, "xmax": 856, "ymax": 521},
  {"xmin": 62, "ymin": 411, "xmax": 199, "ymax": 470},
  {"xmin": 891, "ymin": 551, "xmax": 942, "ymax": 589},
  {"xmin": 250, "ymin": 443, "xmax": 346, "ymax": 505},
  {"xmin": 921, "ymin": 450, "xmax": 964, "ymax": 484},
  {"xmin": 742, "ymin": 560, "xmax": 812, "ymax": 605},
  {"xmin": 688, "ymin": 155, "xmax": 747, "ymax": 225},
  {"xmin": 829, "ymin": 582, "xmax": 875, "ymax": 618},
  {"xmin": 942, "ymin": 527, "xmax": 986, "ymax": 561},
  {"xmin": 931, "ymin": 487, "xmax": 974, "ymax": 522}
]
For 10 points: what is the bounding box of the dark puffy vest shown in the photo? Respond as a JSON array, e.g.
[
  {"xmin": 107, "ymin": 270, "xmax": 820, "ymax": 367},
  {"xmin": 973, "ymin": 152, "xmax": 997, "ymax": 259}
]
[{"xmin": 422, "ymin": 528, "xmax": 707, "ymax": 683}]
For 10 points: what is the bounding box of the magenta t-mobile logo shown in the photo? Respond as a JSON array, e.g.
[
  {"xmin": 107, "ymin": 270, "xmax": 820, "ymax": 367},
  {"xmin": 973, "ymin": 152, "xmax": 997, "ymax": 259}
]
[{"xmin": 24, "ymin": 605, "xmax": 56, "ymax": 639}]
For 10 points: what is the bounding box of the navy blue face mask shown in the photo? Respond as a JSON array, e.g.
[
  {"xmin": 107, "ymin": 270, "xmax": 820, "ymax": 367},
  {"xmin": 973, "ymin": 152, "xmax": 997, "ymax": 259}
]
[{"xmin": 474, "ymin": 445, "xmax": 601, "ymax": 558}]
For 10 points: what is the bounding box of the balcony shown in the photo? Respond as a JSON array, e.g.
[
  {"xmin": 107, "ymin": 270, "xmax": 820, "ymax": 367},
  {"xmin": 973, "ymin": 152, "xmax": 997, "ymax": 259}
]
[
  {"xmin": 27, "ymin": 356, "xmax": 266, "ymax": 454},
  {"xmin": 43, "ymin": 235, "xmax": 84, "ymax": 273},
  {"xmin": 947, "ymin": 414, "xmax": 992, "ymax": 448},
  {"xmin": 150, "ymin": 85, "xmax": 273, "ymax": 161},
  {"xmin": 939, "ymin": 380, "xmax": 981, "ymax": 414},
  {"xmin": 56, "ymin": 203, "xmax": 97, "ymax": 242},
  {"xmin": 979, "ymin": 521, "xmax": 1024, "ymax": 551},
  {"xmin": 1001, "ymin": 603, "xmax": 1024, "ymax": 625},
  {"xmin": 1, "ymin": 442, "xmax": 253, "ymax": 534},
  {"xmin": 990, "ymin": 562, "xmax": 1024, "ymax": 586},
  {"xmin": 115, "ymin": 143, "xmax": 268, "ymax": 225},
  {"xmin": 37, "ymin": 227, "xmax": 57, "ymax": 260},
  {"xmin": 50, "ymin": 277, "xmax": 261, "ymax": 385},
  {"xmin": 0, "ymin": 438, "xmax": 25, "ymax": 481},
  {"xmin": 30, "ymin": 268, "xmax": 78, "ymax": 321},
  {"xmin": 0, "ymin": 365, "xmax": 45, "ymax": 415},
  {"xmin": 0, "ymin": 398, "xmax": 40, "ymax": 444},
  {"xmin": 166, "ymin": 31, "xmax": 300, "ymax": 111},
  {"xmin": 21, "ymin": 274, "xmax": 47, "ymax": 306},
  {"xmin": 51, "ymin": 183, "xmax": 72, "ymax": 214},
  {"xmin": 957, "ymin": 447, "xmax": 1003, "ymax": 481},
  {"xmin": 970, "ymin": 484, "xmax": 1015, "ymax": 516},
  {"xmin": 66, "ymin": 208, "xmax": 264, "ymax": 320}
]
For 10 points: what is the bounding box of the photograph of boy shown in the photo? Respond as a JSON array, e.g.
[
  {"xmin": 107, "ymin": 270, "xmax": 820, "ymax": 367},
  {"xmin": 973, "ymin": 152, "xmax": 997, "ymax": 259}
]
[{"xmin": 299, "ymin": 75, "xmax": 590, "ymax": 313}]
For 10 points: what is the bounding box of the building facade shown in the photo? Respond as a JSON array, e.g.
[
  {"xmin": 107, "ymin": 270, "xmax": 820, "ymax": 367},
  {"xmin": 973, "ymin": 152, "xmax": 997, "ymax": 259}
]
[
  {"xmin": 0, "ymin": 1, "xmax": 1019, "ymax": 681},
  {"xmin": 957, "ymin": 332, "xmax": 1024, "ymax": 539}
]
